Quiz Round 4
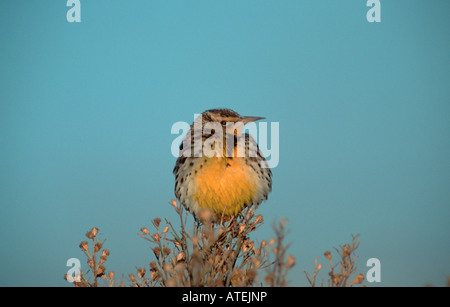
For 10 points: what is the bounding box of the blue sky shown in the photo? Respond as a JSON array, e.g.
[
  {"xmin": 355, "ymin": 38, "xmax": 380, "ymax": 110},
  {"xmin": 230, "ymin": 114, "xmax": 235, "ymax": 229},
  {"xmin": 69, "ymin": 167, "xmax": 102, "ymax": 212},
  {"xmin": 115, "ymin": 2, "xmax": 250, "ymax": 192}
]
[{"xmin": 0, "ymin": 1, "xmax": 449, "ymax": 286}]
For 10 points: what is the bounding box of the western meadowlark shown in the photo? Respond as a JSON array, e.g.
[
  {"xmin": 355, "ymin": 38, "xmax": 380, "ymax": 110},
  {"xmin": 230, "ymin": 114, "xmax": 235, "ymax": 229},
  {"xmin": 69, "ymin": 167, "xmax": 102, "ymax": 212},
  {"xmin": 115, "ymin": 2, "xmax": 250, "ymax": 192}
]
[{"xmin": 173, "ymin": 108, "xmax": 272, "ymax": 222}]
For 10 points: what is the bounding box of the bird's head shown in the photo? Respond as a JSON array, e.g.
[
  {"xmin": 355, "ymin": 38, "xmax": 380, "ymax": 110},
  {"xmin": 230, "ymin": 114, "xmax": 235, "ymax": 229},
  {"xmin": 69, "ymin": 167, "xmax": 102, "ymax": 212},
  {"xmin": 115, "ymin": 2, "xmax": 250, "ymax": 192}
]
[{"xmin": 199, "ymin": 108, "xmax": 265, "ymax": 135}]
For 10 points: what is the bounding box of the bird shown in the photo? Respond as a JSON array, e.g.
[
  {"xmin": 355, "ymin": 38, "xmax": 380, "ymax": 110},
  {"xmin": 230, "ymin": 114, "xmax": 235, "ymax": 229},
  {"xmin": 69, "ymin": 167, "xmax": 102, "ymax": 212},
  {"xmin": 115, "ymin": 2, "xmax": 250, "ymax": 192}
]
[{"xmin": 173, "ymin": 108, "xmax": 272, "ymax": 222}]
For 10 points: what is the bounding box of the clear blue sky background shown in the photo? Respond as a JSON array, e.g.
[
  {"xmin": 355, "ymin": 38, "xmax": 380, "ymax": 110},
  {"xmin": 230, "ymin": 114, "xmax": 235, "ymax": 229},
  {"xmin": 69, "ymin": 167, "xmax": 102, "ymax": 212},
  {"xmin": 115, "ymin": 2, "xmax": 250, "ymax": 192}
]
[{"xmin": 1, "ymin": 1, "xmax": 449, "ymax": 286}]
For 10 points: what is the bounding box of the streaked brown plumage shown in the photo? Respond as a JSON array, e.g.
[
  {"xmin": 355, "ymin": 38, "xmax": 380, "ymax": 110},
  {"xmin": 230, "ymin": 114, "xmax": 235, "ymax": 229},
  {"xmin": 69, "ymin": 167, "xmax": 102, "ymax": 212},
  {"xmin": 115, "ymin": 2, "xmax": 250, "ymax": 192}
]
[{"xmin": 173, "ymin": 109, "xmax": 272, "ymax": 222}]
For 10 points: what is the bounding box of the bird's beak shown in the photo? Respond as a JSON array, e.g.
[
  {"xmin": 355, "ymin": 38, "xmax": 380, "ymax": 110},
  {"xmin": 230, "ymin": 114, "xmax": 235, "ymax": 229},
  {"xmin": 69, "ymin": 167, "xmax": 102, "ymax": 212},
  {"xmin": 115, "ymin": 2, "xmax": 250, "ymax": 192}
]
[{"xmin": 239, "ymin": 116, "xmax": 265, "ymax": 124}]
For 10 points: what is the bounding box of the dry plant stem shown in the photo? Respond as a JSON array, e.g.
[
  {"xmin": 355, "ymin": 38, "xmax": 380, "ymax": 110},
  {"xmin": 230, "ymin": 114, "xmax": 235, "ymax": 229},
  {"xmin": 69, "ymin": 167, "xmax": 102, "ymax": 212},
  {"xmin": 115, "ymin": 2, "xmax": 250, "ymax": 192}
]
[
  {"xmin": 304, "ymin": 257, "xmax": 320, "ymax": 287},
  {"xmin": 71, "ymin": 227, "xmax": 112, "ymax": 287},
  {"xmin": 264, "ymin": 219, "xmax": 293, "ymax": 287},
  {"xmin": 304, "ymin": 234, "xmax": 364, "ymax": 287},
  {"xmin": 225, "ymin": 213, "xmax": 250, "ymax": 287}
]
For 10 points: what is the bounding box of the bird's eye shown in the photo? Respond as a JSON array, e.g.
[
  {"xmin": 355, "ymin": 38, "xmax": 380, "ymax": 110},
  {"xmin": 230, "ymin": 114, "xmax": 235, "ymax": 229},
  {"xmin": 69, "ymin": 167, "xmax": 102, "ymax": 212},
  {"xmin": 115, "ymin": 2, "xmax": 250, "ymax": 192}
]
[{"xmin": 221, "ymin": 120, "xmax": 227, "ymax": 125}]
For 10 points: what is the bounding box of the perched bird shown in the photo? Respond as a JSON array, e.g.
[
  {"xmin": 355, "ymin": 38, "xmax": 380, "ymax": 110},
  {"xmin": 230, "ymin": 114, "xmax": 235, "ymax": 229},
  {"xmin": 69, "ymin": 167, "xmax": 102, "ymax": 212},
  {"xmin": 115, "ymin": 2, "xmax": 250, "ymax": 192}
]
[{"xmin": 173, "ymin": 109, "xmax": 272, "ymax": 222}]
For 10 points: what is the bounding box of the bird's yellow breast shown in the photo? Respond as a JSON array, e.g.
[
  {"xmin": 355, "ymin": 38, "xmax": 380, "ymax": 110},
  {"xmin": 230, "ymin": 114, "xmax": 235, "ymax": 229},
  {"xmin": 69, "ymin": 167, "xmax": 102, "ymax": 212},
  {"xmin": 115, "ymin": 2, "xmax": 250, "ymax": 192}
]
[{"xmin": 191, "ymin": 157, "xmax": 258, "ymax": 217}]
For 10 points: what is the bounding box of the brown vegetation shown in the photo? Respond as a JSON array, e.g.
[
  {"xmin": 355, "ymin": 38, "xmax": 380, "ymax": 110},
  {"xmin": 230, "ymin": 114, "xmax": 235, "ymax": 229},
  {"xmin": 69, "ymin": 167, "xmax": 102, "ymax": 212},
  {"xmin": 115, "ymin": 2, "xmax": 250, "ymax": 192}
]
[{"xmin": 66, "ymin": 200, "xmax": 365, "ymax": 287}]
